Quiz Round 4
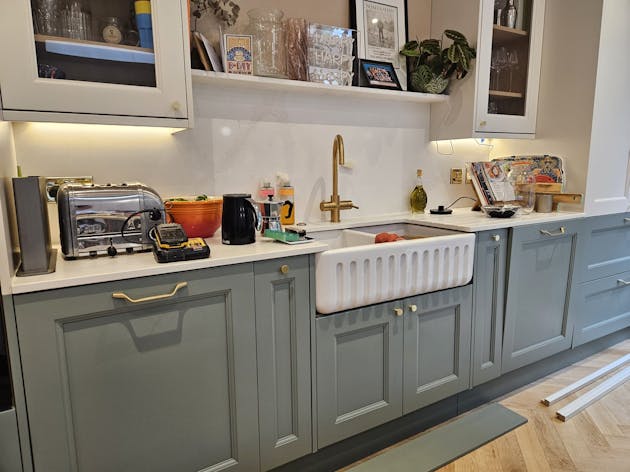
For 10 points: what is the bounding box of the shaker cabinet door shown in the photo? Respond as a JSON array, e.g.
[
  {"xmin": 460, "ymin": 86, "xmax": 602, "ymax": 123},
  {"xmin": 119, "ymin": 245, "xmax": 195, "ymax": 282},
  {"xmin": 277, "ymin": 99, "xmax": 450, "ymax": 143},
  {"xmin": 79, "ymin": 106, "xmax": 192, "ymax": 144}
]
[
  {"xmin": 402, "ymin": 285, "xmax": 473, "ymax": 414},
  {"xmin": 255, "ymin": 256, "xmax": 312, "ymax": 470},
  {"xmin": 316, "ymin": 302, "xmax": 403, "ymax": 448},
  {"xmin": 474, "ymin": 0, "xmax": 546, "ymax": 135},
  {"xmin": 471, "ymin": 230, "xmax": 508, "ymax": 386},
  {"xmin": 502, "ymin": 221, "xmax": 580, "ymax": 373},
  {"xmin": 0, "ymin": 0, "xmax": 190, "ymax": 125},
  {"xmin": 15, "ymin": 265, "xmax": 258, "ymax": 472}
]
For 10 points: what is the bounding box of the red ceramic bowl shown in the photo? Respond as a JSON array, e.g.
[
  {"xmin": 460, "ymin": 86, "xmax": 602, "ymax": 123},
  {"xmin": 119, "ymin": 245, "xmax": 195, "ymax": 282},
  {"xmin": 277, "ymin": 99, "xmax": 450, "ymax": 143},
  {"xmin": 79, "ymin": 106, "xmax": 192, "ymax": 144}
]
[{"xmin": 164, "ymin": 197, "xmax": 223, "ymax": 238}]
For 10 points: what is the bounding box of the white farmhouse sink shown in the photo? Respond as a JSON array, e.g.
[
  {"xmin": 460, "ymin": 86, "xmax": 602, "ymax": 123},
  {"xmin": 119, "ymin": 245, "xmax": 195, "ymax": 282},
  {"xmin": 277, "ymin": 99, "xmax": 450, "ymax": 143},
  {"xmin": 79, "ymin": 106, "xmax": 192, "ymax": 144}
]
[{"xmin": 311, "ymin": 223, "xmax": 475, "ymax": 314}]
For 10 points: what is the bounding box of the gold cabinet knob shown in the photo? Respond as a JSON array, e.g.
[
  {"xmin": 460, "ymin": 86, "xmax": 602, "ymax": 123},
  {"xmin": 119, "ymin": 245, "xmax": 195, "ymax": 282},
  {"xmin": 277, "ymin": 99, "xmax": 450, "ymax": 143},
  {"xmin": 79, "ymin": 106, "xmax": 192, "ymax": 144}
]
[
  {"xmin": 479, "ymin": 120, "xmax": 487, "ymax": 127},
  {"xmin": 408, "ymin": 304, "xmax": 417, "ymax": 313},
  {"xmin": 393, "ymin": 308, "xmax": 404, "ymax": 316},
  {"xmin": 280, "ymin": 264, "xmax": 290, "ymax": 274},
  {"xmin": 171, "ymin": 101, "xmax": 182, "ymax": 111}
]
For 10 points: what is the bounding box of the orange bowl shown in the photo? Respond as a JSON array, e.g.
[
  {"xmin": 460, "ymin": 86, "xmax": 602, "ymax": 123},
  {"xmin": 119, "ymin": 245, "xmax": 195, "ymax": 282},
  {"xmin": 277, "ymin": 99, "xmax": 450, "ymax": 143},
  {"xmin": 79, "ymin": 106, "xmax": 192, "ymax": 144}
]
[{"xmin": 164, "ymin": 197, "xmax": 222, "ymax": 238}]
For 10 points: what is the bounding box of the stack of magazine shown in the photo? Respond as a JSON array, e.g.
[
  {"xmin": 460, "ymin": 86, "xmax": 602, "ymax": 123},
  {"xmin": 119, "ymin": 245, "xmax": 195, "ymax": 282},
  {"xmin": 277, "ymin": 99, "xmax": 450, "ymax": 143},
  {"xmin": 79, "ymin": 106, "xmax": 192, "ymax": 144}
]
[
  {"xmin": 467, "ymin": 156, "xmax": 565, "ymax": 206},
  {"xmin": 467, "ymin": 161, "xmax": 515, "ymax": 206}
]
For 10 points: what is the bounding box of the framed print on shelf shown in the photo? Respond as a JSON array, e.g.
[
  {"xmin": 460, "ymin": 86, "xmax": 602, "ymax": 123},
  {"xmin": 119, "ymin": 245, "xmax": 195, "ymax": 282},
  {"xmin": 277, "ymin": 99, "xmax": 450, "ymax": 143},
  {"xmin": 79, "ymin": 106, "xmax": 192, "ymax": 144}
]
[
  {"xmin": 351, "ymin": 0, "xmax": 408, "ymax": 90},
  {"xmin": 222, "ymin": 34, "xmax": 253, "ymax": 75},
  {"xmin": 359, "ymin": 59, "xmax": 402, "ymax": 90}
]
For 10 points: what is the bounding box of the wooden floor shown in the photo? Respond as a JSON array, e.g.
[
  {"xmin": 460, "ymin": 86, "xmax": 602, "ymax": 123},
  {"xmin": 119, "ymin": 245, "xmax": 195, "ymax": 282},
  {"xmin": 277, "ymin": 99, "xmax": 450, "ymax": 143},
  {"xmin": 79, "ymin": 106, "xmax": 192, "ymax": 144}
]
[
  {"xmin": 441, "ymin": 339, "xmax": 630, "ymax": 472},
  {"xmin": 343, "ymin": 339, "xmax": 630, "ymax": 472}
]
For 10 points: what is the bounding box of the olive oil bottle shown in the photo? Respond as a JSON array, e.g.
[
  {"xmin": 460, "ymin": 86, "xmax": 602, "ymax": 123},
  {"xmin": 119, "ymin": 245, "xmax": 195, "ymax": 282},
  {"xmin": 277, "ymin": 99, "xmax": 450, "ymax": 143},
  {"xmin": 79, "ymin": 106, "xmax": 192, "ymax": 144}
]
[{"xmin": 410, "ymin": 169, "xmax": 427, "ymax": 213}]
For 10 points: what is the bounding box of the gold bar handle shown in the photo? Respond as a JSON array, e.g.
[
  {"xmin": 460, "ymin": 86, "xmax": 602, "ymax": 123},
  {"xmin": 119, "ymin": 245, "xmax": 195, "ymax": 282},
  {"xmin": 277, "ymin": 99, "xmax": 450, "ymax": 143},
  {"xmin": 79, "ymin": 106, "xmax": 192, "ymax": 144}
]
[
  {"xmin": 540, "ymin": 227, "xmax": 566, "ymax": 237},
  {"xmin": 112, "ymin": 282, "xmax": 188, "ymax": 304}
]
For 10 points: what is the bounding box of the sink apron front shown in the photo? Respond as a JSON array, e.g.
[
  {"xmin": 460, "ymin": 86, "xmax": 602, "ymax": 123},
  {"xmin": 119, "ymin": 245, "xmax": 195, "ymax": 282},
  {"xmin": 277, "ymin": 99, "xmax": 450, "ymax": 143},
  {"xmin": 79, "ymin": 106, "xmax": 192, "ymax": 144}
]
[{"xmin": 315, "ymin": 232, "xmax": 475, "ymax": 314}]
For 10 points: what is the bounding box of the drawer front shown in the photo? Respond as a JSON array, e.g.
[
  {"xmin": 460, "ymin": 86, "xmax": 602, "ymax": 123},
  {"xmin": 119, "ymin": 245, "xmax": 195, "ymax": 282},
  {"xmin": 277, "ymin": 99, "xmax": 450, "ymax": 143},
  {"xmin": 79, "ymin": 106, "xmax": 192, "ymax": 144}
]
[
  {"xmin": 14, "ymin": 263, "xmax": 253, "ymax": 320},
  {"xmin": 572, "ymin": 270, "xmax": 630, "ymax": 347},
  {"xmin": 15, "ymin": 262, "xmax": 259, "ymax": 472},
  {"xmin": 578, "ymin": 213, "xmax": 630, "ymax": 282}
]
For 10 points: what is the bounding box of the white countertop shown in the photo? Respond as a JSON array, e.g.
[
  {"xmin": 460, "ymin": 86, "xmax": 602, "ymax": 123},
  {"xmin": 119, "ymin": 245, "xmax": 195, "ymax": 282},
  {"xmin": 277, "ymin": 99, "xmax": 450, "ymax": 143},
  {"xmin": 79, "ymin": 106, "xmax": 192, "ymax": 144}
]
[
  {"xmin": 10, "ymin": 235, "xmax": 328, "ymax": 295},
  {"xmin": 10, "ymin": 209, "xmax": 584, "ymax": 295},
  {"xmin": 292, "ymin": 208, "xmax": 585, "ymax": 233}
]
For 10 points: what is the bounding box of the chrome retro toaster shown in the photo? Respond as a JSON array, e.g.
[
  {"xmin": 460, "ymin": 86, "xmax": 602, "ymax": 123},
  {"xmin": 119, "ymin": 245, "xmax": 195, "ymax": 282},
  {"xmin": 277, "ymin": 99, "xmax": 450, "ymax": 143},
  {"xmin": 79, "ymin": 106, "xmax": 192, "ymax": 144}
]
[{"xmin": 57, "ymin": 183, "xmax": 165, "ymax": 258}]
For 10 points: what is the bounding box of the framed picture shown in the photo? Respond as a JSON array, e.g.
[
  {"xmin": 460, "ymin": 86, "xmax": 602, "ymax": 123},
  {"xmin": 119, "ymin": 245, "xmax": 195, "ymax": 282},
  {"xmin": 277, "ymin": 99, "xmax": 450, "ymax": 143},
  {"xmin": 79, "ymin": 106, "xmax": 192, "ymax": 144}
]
[
  {"xmin": 351, "ymin": 0, "xmax": 408, "ymax": 90},
  {"xmin": 359, "ymin": 59, "xmax": 402, "ymax": 90},
  {"xmin": 222, "ymin": 34, "xmax": 253, "ymax": 75}
]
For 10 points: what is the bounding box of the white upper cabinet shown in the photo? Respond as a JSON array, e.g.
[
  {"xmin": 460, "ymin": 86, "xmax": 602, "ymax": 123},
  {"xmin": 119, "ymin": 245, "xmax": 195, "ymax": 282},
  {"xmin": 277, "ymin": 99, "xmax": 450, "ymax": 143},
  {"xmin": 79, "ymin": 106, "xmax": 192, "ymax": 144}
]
[
  {"xmin": 0, "ymin": 0, "xmax": 192, "ymax": 127},
  {"xmin": 430, "ymin": 0, "xmax": 545, "ymax": 140}
]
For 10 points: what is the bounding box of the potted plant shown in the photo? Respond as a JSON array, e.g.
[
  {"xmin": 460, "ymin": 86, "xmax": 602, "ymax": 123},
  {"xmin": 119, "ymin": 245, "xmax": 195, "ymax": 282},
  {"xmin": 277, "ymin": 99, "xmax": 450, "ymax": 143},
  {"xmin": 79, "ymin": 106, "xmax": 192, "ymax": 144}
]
[
  {"xmin": 400, "ymin": 30, "xmax": 476, "ymax": 94},
  {"xmin": 191, "ymin": 0, "xmax": 241, "ymax": 29}
]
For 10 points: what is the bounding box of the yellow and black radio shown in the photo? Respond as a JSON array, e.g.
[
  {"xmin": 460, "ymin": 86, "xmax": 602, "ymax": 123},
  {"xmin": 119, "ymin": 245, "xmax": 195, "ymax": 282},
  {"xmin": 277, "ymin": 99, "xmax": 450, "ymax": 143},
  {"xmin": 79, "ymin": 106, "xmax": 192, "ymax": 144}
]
[{"xmin": 152, "ymin": 223, "xmax": 210, "ymax": 263}]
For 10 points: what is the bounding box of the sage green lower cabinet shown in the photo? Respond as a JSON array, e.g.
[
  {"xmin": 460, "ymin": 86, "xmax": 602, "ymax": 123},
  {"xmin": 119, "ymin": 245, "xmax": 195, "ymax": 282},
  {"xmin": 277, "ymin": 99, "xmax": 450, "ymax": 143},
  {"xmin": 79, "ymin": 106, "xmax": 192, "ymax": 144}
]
[
  {"xmin": 471, "ymin": 230, "xmax": 508, "ymax": 387},
  {"xmin": 502, "ymin": 221, "xmax": 581, "ymax": 373},
  {"xmin": 403, "ymin": 285, "xmax": 473, "ymax": 413},
  {"xmin": 571, "ymin": 213, "xmax": 630, "ymax": 346},
  {"xmin": 316, "ymin": 302, "xmax": 404, "ymax": 448},
  {"xmin": 14, "ymin": 264, "xmax": 259, "ymax": 472},
  {"xmin": 254, "ymin": 256, "xmax": 312, "ymax": 470},
  {"xmin": 576, "ymin": 212, "xmax": 630, "ymax": 283},
  {"xmin": 315, "ymin": 285, "xmax": 473, "ymax": 447},
  {"xmin": 572, "ymin": 270, "xmax": 630, "ymax": 347}
]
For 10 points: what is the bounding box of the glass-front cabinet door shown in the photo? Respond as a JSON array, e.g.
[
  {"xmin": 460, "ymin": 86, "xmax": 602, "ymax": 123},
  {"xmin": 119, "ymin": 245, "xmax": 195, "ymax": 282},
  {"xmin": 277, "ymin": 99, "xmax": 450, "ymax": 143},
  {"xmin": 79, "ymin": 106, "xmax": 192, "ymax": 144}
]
[
  {"xmin": 0, "ymin": 0, "xmax": 191, "ymax": 126},
  {"xmin": 475, "ymin": 0, "xmax": 545, "ymax": 135}
]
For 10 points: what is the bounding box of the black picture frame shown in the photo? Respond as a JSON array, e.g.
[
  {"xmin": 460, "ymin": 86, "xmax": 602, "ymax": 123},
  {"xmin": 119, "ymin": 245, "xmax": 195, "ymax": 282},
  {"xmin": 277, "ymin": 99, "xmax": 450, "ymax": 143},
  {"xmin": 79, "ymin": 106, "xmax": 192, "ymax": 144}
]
[
  {"xmin": 359, "ymin": 59, "xmax": 402, "ymax": 90},
  {"xmin": 350, "ymin": 0, "xmax": 409, "ymax": 89}
]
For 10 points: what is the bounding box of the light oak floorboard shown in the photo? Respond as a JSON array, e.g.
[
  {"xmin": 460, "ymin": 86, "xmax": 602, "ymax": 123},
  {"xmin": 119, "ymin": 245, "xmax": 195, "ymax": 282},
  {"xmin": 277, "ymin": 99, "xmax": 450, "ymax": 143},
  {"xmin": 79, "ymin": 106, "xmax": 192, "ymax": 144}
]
[{"xmin": 438, "ymin": 339, "xmax": 630, "ymax": 472}]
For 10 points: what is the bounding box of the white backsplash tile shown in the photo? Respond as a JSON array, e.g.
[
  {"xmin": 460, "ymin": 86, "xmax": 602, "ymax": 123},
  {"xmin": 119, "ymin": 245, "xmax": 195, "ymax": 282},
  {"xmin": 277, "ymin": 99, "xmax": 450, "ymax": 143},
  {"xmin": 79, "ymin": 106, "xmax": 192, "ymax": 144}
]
[{"xmin": 11, "ymin": 84, "xmax": 491, "ymax": 232}]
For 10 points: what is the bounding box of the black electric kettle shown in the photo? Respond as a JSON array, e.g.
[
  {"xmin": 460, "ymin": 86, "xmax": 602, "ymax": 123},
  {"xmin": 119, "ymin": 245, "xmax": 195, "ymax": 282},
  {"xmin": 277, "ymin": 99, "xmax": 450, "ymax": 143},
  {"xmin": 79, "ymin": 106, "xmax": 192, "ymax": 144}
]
[{"xmin": 221, "ymin": 194, "xmax": 262, "ymax": 245}]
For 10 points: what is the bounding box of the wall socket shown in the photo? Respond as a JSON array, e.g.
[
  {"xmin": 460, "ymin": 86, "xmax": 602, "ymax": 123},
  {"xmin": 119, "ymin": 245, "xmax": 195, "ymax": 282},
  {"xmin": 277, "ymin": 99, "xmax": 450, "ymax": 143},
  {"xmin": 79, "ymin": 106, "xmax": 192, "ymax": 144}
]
[
  {"xmin": 450, "ymin": 168, "xmax": 464, "ymax": 185},
  {"xmin": 45, "ymin": 176, "xmax": 93, "ymax": 201}
]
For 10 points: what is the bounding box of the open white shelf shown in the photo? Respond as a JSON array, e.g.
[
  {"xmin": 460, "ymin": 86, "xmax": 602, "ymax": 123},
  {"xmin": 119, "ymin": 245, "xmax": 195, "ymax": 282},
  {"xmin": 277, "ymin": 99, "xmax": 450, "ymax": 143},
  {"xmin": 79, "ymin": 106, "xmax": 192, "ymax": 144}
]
[{"xmin": 191, "ymin": 69, "xmax": 449, "ymax": 104}]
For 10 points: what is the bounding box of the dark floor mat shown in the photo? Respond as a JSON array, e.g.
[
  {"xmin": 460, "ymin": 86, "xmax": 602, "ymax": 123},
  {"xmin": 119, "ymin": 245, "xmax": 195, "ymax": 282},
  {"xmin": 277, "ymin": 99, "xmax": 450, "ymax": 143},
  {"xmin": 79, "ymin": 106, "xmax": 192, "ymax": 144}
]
[{"xmin": 345, "ymin": 403, "xmax": 527, "ymax": 472}]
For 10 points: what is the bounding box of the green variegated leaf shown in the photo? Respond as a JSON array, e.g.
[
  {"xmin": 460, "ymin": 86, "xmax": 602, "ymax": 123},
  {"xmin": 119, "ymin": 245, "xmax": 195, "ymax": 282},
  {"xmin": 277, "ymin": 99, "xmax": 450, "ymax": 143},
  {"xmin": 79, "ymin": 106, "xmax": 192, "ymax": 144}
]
[
  {"xmin": 457, "ymin": 45, "xmax": 469, "ymax": 70},
  {"xmin": 444, "ymin": 29, "xmax": 466, "ymax": 42},
  {"xmin": 447, "ymin": 44, "xmax": 458, "ymax": 63},
  {"xmin": 400, "ymin": 49, "xmax": 421, "ymax": 57}
]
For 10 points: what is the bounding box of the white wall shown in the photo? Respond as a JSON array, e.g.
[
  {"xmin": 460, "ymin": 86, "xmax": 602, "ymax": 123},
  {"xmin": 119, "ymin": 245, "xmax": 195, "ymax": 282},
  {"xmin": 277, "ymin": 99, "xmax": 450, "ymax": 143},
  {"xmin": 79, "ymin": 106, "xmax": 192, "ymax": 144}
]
[
  {"xmin": 0, "ymin": 122, "xmax": 17, "ymax": 295},
  {"xmin": 13, "ymin": 83, "xmax": 487, "ymax": 236},
  {"xmin": 490, "ymin": 0, "xmax": 603, "ymax": 207},
  {"xmin": 584, "ymin": 0, "xmax": 630, "ymax": 215}
]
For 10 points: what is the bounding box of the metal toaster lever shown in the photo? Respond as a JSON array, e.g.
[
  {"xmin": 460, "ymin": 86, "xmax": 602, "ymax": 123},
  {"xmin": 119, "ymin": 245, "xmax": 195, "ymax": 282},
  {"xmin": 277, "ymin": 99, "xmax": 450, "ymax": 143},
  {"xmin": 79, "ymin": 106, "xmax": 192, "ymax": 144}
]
[{"xmin": 112, "ymin": 282, "xmax": 188, "ymax": 303}]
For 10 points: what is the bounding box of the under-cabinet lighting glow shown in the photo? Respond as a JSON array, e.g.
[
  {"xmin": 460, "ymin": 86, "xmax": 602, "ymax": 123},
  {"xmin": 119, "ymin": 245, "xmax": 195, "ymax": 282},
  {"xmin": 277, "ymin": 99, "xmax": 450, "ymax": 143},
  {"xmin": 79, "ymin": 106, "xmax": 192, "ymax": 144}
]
[{"xmin": 19, "ymin": 122, "xmax": 185, "ymax": 135}]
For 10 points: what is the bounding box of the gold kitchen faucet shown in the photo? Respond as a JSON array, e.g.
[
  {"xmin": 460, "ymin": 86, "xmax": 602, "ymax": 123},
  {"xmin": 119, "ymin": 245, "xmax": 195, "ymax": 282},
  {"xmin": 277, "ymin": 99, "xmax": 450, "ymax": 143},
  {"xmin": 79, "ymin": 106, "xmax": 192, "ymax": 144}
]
[{"xmin": 320, "ymin": 134, "xmax": 358, "ymax": 223}]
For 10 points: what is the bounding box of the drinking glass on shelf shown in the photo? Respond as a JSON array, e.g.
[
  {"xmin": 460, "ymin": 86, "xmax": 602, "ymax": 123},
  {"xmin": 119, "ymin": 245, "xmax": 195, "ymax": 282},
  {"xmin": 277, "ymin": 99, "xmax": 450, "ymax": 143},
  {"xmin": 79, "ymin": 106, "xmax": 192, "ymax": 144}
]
[
  {"xmin": 494, "ymin": 46, "xmax": 508, "ymax": 91},
  {"xmin": 508, "ymin": 49, "xmax": 519, "ymax": 92},
  {"xmin": 490, "ymin": 49, "xmax": 498, "ymax": 89},
  {"xmin": 33, "ymin": 0, "xmax": 61, "ymax": 35}
]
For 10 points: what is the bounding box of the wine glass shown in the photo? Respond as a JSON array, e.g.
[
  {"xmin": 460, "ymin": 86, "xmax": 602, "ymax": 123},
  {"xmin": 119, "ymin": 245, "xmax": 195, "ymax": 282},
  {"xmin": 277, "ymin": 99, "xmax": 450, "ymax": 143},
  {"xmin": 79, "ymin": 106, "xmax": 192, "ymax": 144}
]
[
  {"xmin": 494, "ymin": 46, "xmax": 508, "ymax": 91},
  {"xmin": 508, "ymin": 49, "xmax": 519, "ymax": 92},
  {"xmin": 490, "ymin": 49, "xmax": 499, "ymax": 90}
]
